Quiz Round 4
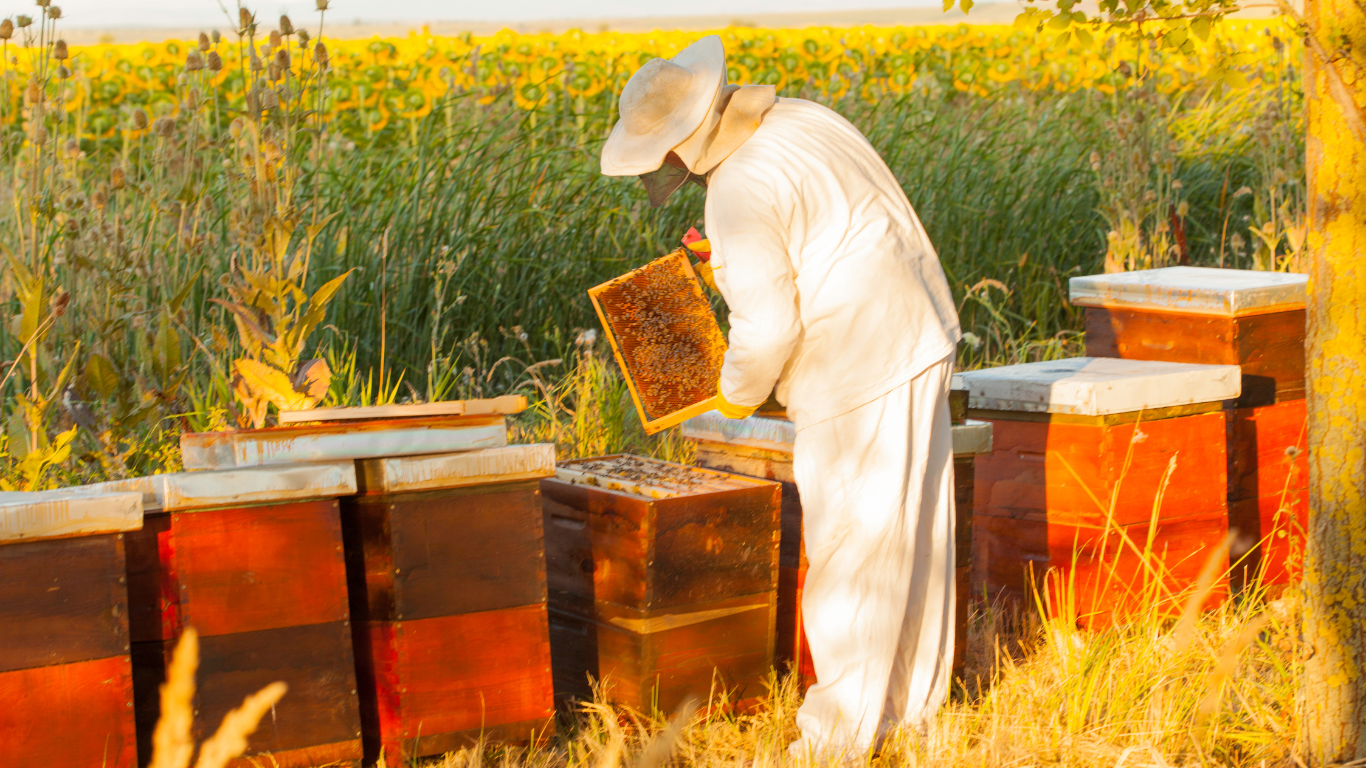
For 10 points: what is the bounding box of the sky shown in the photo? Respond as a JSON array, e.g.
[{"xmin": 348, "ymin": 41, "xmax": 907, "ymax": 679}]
[{"xmin": 45, "ymin": 0, "xmax": 950, "ymax": 27}]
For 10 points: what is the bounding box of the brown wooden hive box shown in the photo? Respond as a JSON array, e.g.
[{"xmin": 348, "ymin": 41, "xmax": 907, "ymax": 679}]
[
  {"xmin": 0, "ymin": 490, "xmax": 144, "ymax": 768},
  {"xmin": 74, "ymin": 462, "xmax": 364, "ymax": 767},
  {"xmin": 960, "ymin": 357, "xmax": 1242, "ymax": 626},
  {"xmin": 541, "ymin": 455, "xmax": 780, "ymax": 713},
  {"xmin": 1071, "ymin": 267, "xmax": 1309, "ymax": 590},
  {"xmin": 681, "ymin": 401, "xmax": 993, "ymax": 690},
  {"xmin": 343, "ymin": 444, "xmax": 558, "ymax": 765}
]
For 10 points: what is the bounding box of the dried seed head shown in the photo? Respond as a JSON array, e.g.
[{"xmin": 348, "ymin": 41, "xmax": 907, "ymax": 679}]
[
  {"xmin": 268, "ymin": 29, "xmax": 281, "ymax": 48},
  {"xmin": 176, "ymin": 72, "xmax": 187, "ymax": 86},
  {"xmin": 0, "ymin": 19, "xmax": 14, "ymax": 39},
  {"xmin": 110, "ymin": 165, "xmax": 126, "ymax": 189},
  {"xmin": 245, "ymin": 88, "xmax": 260, "ymax": 112},
  {"xmin": 278, "ymin": 14, "xmax": 293, "ymax": 34},
  {"xmin": 274, "ymin": 47, "xmax": 289, "ymax": 69},
  {"xmin": 92, "ymin": 187, "xmax": 107, "ymax": 207},
  {"xmin": 267, "ymin": 61, "xmax": 280, "ymax": 81},
  {"xmin": 15, "ymin": 14, "xmax": 31, "ymax": 27},
  {"xmin": 313, "ymin": 41, "xmax": 328, "ymax": 68},
  {"xmin": 260, "ymin": 87, "xmax": 278, "ymax": 109},
  {"xmin": 316, "ymin": 0, "xmax": 329, "ymax": 10},
  {"xmin": 183, "ymin": 88, "xmax": 199, "ymax": 109},
  {"xmin": 24, "ymin": 78, "xmax": 39, "ymax": 105},
  {"xmin": 185, "ymin": 50, "xmax": 204, "ymax": 71},
  {"xmin": 52, "ymin": 39, "xmax": 68, "ymax": 60},
  {"xmin": 50, "ymin": 287, "xmax": 70, "ymax": 317},
  {"xmin": 249, "ymin": 50, "xmax": 262, "ymax": 72},
  {"xmin": 198, "ymin": 31, "xmax": 210, "ymax": 51},
  {"xmin": 297, "ymin": 28, "xmax": 309, "ymax": 44},
  {"xmin": 238, "ymin": 7, "xmax": 253, "ymax": 32},
  {"xmin": 31, "ymin": 125, "xmax": 48, "ymax": 145},
  {"xmin": 211, "ymin": 28, "xmax": 221, "ymax": 44},
  {"xmin": 1177, "ymin": 201, "xmax": 1190, "ymax": 218},
  {"xmin": 228, "ymin": 116, "xmax": 244, "ymax": 138},
  {"xmin": 45, "ymin": 5, "xmax": 60, "ymax": 18},
  {"xmin": 153, "ymin": 116, "xmax": 175, "ymax": 137},
  {"xmin": 56, "ymin": 64, "xmax": 69, "ymax": 78},
  {"xmin": 207, "ymin": 51, "xmax": 222, "ymax": 71},
  {"xmin": 63, "ymin": 137, "xmax": 78, "ymax": 157},
  {"xmin": 36, "ymin": 0, "xmax": 50, "ymax": 7}
]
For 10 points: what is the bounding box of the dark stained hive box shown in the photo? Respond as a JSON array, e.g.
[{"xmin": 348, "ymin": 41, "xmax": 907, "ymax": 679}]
[
  {"xmin": 1071, "ymin": 267, "xmax": 1308, "ymax": 589},
  {"xmin": 681, "ymin": 406, "xmax": 993, "ymax": 689},
  {"xmin": 961, "ymin": 357, "xmax": 1242, "ymax": 626},
  {"xmin": 542, "ymin": 455, "xmax": 780, "ymax": 713},
  {"xmin": 342, "ymin": 444, "xmax": 558, "ymax": 765},
  {"xmin": 0, "ymin": 490, "xmax": 143, "ymax": 768},
  {"xmin": 79, "ymin": 462, "xmax": 363, "ymax": 768}
]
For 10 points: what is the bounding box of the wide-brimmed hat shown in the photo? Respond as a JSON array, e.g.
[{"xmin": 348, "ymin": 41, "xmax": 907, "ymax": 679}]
[{"xmin": 600, "ymin": 36, "xmax": 726, "ymax": 177}]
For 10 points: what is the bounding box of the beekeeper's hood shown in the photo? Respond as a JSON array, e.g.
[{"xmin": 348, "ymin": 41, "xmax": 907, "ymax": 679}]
[{"xmin": 601, "ymin": 35, "xmax": 776, "ymax": 207}]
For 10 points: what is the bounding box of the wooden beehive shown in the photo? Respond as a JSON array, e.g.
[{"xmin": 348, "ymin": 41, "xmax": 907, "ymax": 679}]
[
  {"xmin": 541, "ymin": 455, "xmax": 780, "ymax": 712},
  {"xmin": 0, "ymin": 490, "xmax": 143, "ymax": 768},
  {"xmin": 342, "ymin": 444, "xmax": 558, "ymax": 764},
  {"xmin": 1071, "ymin": 267, "xmax": 1309, "ymax": 589},
  {"xmin": 962, "ymin": 357, "xmax": 1242, "ymax": 626},
  {"xmin": 588, "ymin": 249, "xmax": 726, "ymax": 434},
  {"xmin": 681, "ymin": 405, "xmax": 993, "ymax": 688},
  {"xmin": 78, "ymin": 463, "xmax": 363, "ymax": 767}
]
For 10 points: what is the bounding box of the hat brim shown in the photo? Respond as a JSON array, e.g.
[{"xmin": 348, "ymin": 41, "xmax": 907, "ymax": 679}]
[{"xmin": 600, "ymin": 36, "xmax": 726, "ymax": 177}]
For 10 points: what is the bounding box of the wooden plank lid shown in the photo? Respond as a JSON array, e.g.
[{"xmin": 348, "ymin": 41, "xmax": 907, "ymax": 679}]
[
  {"xmin": 682, "ymin": 411, "xmax": 994, "ymax": 457},
  {"xmin": 0, "ymin": 490, "xmax": 142, "ymax": 544},
  {"xmin": 954, "ymin": 357, "xmax": 1241, "ymax": 416},
  {"xmin": 277, "ymin": 395, "xmax": 527, "ymax": 425},
  {"xmin": 66, "ymin": 461, "xmax": 357, "ymax": 512},
  {"xmin": 181, "ymin": 416, "xmax": 507, "ymax": 470},
  {"xmin": 355, "ymin": 443, "xmax": 556, "ymax": 494},
  {"xmin": 1069, "ymin": 266, "xmax": 1307, "ymax": 316}
]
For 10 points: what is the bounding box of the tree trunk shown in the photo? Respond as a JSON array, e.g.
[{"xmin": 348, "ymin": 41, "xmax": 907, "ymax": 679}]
[{"xmin": 1303, "ymin": 0, "xmax": 1366, "ymax": 762}]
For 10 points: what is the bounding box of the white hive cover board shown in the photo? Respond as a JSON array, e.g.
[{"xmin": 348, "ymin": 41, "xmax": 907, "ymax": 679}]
[
  {"xmin": 683, "ymin": 411, "xmax": 994, "ymax": 456},
  {"xmin": 1069, "ymin": 266, "xmax": 1307, "ymax": 315},
  {"xmin": 67, "ymin": 461, "xmax": 357, "ymax": 512},
  {"xmin": 358, "ymin": 444, "xmax": 557, "ymax": 494},
  {"xmin": 181, "ymin": 421, "xmax": 508, "ymax": 470},
  {"xmin": 953, "ymin": 357, "xmax": 1242, "ymax": 416},
  {"xmin": 0, "ymin": 490, "xmax": 142, "ymax": 543}
]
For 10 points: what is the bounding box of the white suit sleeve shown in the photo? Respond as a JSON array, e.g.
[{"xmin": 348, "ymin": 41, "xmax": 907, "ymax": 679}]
[{"xmin": 706, "ymin": 181, "xmax": 801, "ymax": 408}]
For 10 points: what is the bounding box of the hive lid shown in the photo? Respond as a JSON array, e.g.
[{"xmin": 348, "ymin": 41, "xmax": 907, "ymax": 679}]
[
  {"xmin": 356, "ymin": 444, "xmax": 556, "ymax": 494},
  {"xmin": 555, "ymin": 454, "xmax": 774, "ymax": 499},
  {"xmin": 278, "ymin": 395, "xmax": 527, "ymax": 425},
  {"xmin": 67, "ymin": 461, "xmax": 357, "ymax": 512},
  {"xmin": 0, "ymin": 490, "xmax": 142, "ymax": 544},
  {"xmin": 953, "ymin": 357, "xmax": 1241, "ymax": 416},
  {"xmin": 180, "ymin": 416, "xmax": 507, "ymax": 470},
  {"xmin": 682, "ymin": 411, "xmax": 995, "ymax": 457},
  {"xmin": 1069, "ymin": 267, "xmax": 1307, "ymax": 316}
]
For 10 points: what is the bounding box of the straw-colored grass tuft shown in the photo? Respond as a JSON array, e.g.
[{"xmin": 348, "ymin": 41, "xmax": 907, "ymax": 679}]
[{"xmin": 191, "ymin": 681, "xmax": 289, "ymax": 768}]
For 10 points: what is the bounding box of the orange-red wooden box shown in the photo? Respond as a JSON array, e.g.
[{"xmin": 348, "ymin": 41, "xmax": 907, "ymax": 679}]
[
  {"xmin": 1071, "ymin": 266, "xmax": 1308, "ymax": 589},
  {"xmin": 0, "ymin": 490, "xmax": 144, "ymax": 768},
  {"xmin": 541, "ymin": 455, "xmax": 780, "ymax": 713}
]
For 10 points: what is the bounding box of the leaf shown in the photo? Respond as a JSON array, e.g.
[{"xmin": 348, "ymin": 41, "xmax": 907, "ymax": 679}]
[
  {"xmin": 1191, "ymin": 15, "xmax": 1213, "ymax": 41},
  {"xmin": 291, "ymin": 359, "xmax": 332, "ymax": 404},
  {"xmin": 234, "ymin": 358, "xmax": 316, "ymax": 412},
  {"xmin": 168, "ymin": 271, "xmax": 201, "ymax": 315},
  {"xmin": 1075, "ymin": 26, "xmax": 1094, "ymax": 48},
  {"xmin": 85, "ymin": 354, "xmax": 119, "ymax": 399},
  {"xmin": 211, "ymin": 299, "xmax": 274, "ymax": 357},
  {"xmin": 284, "ymin": 269, "xmax": 355, "ymax": 361},
  {"xmin": 6, "ymin": 407, "xmax": 30, "ymax": 461},
  {"xmin": 1048, "ymin": 11, "xmax": 1073, "ymax": 29},
  {"xmin": 335, "ymin": 227, "xmax": 348, "ymax": 256},
  {"xmin": 153, "ymin": 311, "xmax": 182, "ymax": 384},
  {"xmin": 1223, "ymin": 68, "xmax": 1248, "ymax": 88},
  {"xmin": 943, "ymin": 0, "xmax": 954, "ymax": 11},
  {"xmin": 961, "ymin": 0, "xmax": 974, "ymax": 12},
  {"xmin": 304, "ymin": 212, "xmax": 340, "ymax": 245}
]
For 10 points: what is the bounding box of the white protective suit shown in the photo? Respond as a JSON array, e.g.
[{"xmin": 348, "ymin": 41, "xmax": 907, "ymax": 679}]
[{"xmin": 704, "ymin": 97, "xmax": 962, "ymax": 754}]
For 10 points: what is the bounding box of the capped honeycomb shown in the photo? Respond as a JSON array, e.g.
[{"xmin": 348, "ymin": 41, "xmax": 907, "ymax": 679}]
[{"xmin": 589, "ymin": 249, "xmax": 726, "ymax": 431}]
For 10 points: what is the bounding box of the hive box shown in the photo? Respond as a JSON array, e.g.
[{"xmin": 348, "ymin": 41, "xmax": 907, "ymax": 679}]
[
  {"xmin": 0, "ymin": 490, "xmax": 143, "ymax": 768},
  {"xmin": 342, "ymin": 444, "xmax": 557, "ymax": 764},
  {"xmin": 76, "ymin": 463, "xmax": 364, "ymax": 767},
  {"xmin": 681, "ymin": 408, "xmax": 993, "ymax": 686},
  {"xmin": 1071, "ymin": 267, "xmax": 1308, "ymax": 588},
  {"xmin": 961, "ymin": 357, "xmax": 1242, "ymax": 625},
  {"xmin": 541, "ymin": 456, "xmax": 780, "ymax": 713}
]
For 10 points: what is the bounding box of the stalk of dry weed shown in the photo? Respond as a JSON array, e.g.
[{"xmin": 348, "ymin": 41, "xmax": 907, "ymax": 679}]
[
  {"xmin": 191, "ymin": 681, "xmax": 289, "ymax": 768},
  {"xmin": 148, "ymin": 627, "xmax": 199, "ymax": 768}
]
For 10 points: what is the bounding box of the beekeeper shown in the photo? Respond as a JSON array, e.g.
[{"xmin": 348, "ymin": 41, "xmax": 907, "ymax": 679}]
[{"xmin": 600, "ymin": 35, "xmax": 962, "ymax": 758}]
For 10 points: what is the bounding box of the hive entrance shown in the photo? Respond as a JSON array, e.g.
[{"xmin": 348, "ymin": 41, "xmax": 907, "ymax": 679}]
[{"xmin": 588, "ymin": 249, "xmax": 725, "ymax": 434}]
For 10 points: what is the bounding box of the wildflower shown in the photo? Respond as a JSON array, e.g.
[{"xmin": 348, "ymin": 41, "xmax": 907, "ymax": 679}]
[
  {"xmin": 51, "ymin": 38, "xmax": 67, "ymax": 60},
  {"xmin": 960, "ymin": 331, "xmax": 983, "ymax": 350},
  {"xmin": 198, "ymin": 32, "xmax": 210, "ymax": 51},
  {"xmin": 279, "ymin": 14, "xmax": 293, "ymax": 34},
  {"xmin": 1171, "ymin": 179, "xmax": 1183, "ymax": 190},
  {"xmin": 576, "ymin": 328, "xmax": 598, "ymax": 347},
  {"xmin": 1177, "ymin": 201, "xmax": 1189, "ymax": 218},
  {"xmin": 0, "ymin": 19, "xmax": 13, "ymax": 39}
]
